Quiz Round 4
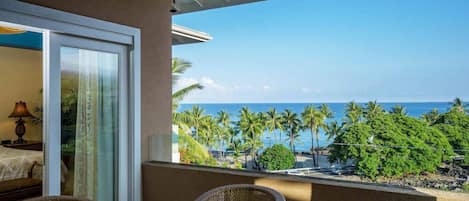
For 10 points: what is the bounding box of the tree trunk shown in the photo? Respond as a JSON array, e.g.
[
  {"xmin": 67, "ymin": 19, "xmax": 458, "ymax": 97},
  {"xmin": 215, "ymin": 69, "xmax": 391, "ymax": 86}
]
[
  {"xmin": 280, "ymin": 132, "xmax": 282, "ymax": 144},
  {"xmin": 291, "ymin": 128, "xmax": 297, "ymax": 164},
  {"xmin": 290, "ymin": 134, "xmax": 294, "ymax": 152},
  {"xmin": 316, "ymin": 132, "xmax": 320, "ymax": 168},
  {"xmin": 244, "ymin": 152, "xmax": 247, "ymax": 168},
  {"xmin": 251, "ymin": 131, "xmax": 257, "ymax": 169},
  {"xmin": 311, "ymin": 127, "xmax": 317, "ymax": 167},
  {"xmin": 290, "ymin": 128, "xmax": 294, "ymax": 153},
  {"xmin": 220, "ymin": 140, "xmax": 224, "ymax": 160},
  {"xmin": 251, "ymin": 150, "xmax": 255, "ymax": 169},
  {"xmin": 272, "ymin": 131, "xmax": 278, "ymax": 144}
]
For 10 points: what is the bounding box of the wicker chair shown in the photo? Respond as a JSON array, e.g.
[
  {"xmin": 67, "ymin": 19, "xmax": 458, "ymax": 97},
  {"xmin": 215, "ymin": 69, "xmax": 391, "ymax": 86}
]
[
  {"xmin": 24, "ymin": 196, "xmax": 90, "ymax": 201},
  {"xmin": 195, "ymin": 184, "xmax": 286, "ymax": 201}
]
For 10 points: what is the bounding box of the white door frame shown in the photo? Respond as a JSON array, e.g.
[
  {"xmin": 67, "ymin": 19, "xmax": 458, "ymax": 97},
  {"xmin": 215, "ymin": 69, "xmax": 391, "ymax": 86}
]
[
  {"xmin": 0, "ymin": 1, "xmax": 141, "ymax": 201},
  {"xmin": 50, "ymin": 34, "xmax": 130, "ymax": 201}
]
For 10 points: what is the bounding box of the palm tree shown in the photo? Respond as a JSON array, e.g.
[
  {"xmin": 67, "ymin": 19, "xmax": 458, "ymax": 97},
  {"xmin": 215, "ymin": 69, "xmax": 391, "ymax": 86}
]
[
  {"xmin": 390, "ymin": 105, "xmax": 407, "ymax": 116},
  {"xmin": 325, "ymin": 121, "xmax": 343, "ymax": 141},
  {"xmin": 421, "ymin": 108, "xmax": 440, "ymax": 126},
  {"xmin": 216, "ymin": 110, "xmax": 231, "ymax": 158},
  {"xmin": 364, "ymin": 101, "xmax": 384, "ymax": 119},
  {"xmin": 172, "ymin": 111, "xmax": 196, "ymax": 140},
  {"xmin": 199, "ymin": 117, "xmax": 220, "ymax": 148},
  {"xmin": 240, "ymin": 107, "xmax": 251, "ymax": 120},
  {"xmin": 282, "ymin": 109, "xmax": 302, "ymax": 154},
  {"xmin": 320, "ymin": 104, "xmax": 334, "ymax": 118},
  {"xmin": 238, "ymin": 108, "xmax": 264, "ymax": 169},
  {"xmin": 172, "ymin": 58, "xmax": 203, "ymax": 111},
  {"xmin": 319, "ymin": 104, "xmax": 333, "ymax": 158},
  {"xmin": 230, "ymin": 139, "xmax": 245, "ymax": 166},
  {"xmin": 217, "ymin": 110, "xmax": 231, "ymax": 128},
  {"xmin": 301, "ymin": 105, "xmax": 329, "ymax": 167},
  {"xmin": 227, "ymin": 126, "xmax": 239, "ymax": 145},
  {"xmin": 344, "ymin": 101, "xmax": 363, "ymax": 125},
  {"xmin": 346, "ymin": 101, "xmax": 363, "ymax": 114},
  {"xmin": 264, "ymin": 108, "xmax": 284, "ymax": 144},
  {"xmin": 173, "ymin": 110, "xmax": 189, "ymax": 127},
  {"xmin": 186, "ymin": 105, "xmax": 207, "ymax": 141},
  {"xmin": 451, "ymin": 97, "xmax": 467, "ymax": 113}
]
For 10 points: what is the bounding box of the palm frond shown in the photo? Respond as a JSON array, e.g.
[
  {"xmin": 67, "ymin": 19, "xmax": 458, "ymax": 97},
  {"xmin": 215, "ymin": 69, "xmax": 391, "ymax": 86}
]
[
  {"xmin": 172, "ymin": 58, "xmax": 192, "ymax": 85},
  {"xmin": 172, "ymin": 83, "xmax": 203, "ymax": 110}
]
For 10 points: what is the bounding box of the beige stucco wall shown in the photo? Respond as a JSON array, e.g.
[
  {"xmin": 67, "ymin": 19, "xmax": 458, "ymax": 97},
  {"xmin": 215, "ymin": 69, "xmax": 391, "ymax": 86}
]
[
  {"xmin": 23, "ymin": 0, "xmax": 173, "ymax": 161},
  {"xmin": 142, "ymin": 162, "xmax": 438, "ymax": 201},
  {"xmin": 0, "ymin": 46, "xmax": 42, "ymax": 142}
]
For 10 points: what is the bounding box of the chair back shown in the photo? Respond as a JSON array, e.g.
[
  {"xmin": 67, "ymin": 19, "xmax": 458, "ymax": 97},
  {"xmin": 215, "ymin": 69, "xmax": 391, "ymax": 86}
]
[{"xmin": 195, "ymin": 184, "xmax": 286, "ymax": 201}]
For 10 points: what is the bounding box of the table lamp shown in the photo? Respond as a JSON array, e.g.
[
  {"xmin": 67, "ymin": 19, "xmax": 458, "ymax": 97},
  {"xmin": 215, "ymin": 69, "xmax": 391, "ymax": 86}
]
[{"xmin": 8, "ymin": 101, "xmax": 34, "ymax": 144}]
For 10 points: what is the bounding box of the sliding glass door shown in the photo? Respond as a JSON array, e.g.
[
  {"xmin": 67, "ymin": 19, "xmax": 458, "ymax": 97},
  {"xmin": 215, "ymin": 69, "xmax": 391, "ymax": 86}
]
[
  {"xmin": 47, "ymin": 34, "xmax": 128, "ymax": 200},
  {"xmin": 0, "ymin": 2, "xmax": 141, "ymax": 200}
]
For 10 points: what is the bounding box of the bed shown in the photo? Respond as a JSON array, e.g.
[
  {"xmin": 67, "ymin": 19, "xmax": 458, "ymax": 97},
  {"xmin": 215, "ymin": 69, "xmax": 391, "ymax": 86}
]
[
  {"xmin": 0, "ymin": 145, "xmax": 43, "ymax": 200},
  {"xmin": 0, "ymin": 145, "xmax": 43, "ymax": 182}
]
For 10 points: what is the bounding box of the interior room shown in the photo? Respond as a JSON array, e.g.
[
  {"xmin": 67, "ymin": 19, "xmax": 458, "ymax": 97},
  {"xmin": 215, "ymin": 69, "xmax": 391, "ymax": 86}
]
[
  {"xmin": 0, "ymin": 21, "xmax": 123, "ymax": 200},
  {"xmin": 0, "ymin": 24, "xmax": 44, "ymax": 200}
]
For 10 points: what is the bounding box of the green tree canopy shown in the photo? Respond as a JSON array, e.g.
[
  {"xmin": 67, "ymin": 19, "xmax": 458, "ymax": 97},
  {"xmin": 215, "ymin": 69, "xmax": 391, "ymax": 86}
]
[
  {"xmin": 259, "ymin": 144, "xmax": 295, "ymax": 170},
  {"xmin": 178, "ymin": 129, "xmax": 216, "ymax": 166},
  {"xmin": 329, "ymin": 103, "xmax": 455, "ymax": 179},
  {"xmin": 433, "ymin": 109, "xmax": 469, "ymax": 164}
]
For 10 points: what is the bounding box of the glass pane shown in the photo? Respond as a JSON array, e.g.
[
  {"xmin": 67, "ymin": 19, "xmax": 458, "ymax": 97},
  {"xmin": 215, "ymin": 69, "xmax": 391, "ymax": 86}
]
[
  {"xmin": 0, "ymin": 28, "xmax": 43, "ymax": 200},
  {"xmin": 60, "ymin": 46, "xmax": 118, "ymax": 200}
]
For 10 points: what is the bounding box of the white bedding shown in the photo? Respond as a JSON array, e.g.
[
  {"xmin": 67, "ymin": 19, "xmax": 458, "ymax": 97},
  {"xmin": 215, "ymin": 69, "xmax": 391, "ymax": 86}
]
[{"xmin": 0, "ymin": 145, "xmax": 43, "ymax": 182}]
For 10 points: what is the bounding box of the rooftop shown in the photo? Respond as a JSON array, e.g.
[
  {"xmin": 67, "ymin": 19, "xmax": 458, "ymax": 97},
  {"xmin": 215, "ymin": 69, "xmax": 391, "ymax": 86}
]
[
  {"xmin": 172, "ymin": 24, "xmax": 212, "ymax": 45},
  {"xmin": 172, "ymin": 0, "xmax": 265, "ymax": 14}
]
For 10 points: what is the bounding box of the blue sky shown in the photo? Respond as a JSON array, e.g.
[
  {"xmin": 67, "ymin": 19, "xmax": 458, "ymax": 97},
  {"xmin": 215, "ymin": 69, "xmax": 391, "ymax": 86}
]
[{"xmin": 173, "ymin": 0, "xmax": 469, "ymax": 103}]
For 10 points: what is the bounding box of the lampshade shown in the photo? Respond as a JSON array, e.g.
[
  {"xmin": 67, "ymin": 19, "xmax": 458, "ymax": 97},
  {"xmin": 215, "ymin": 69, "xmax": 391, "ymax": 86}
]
[
  {"xmin": 0, "ymin": 26, "xmax": 26, "ymax": 34},
  {"xmin": 8, "ymin": 101, "xmax": 33, "ymax": 118}
]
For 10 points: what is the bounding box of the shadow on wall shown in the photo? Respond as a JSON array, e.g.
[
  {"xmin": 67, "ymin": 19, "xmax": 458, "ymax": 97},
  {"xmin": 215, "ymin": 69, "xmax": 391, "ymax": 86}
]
[
  {"xmin": 142, "ymin": 162, "xmax": 438, "ymax": 201},
  {"xmin": 310, "ymin": 184, "xmax": 436, "ymax": 201},
  {"xmin": 254, "ymin": 178, "xmax": 437, "ymax": 201}
]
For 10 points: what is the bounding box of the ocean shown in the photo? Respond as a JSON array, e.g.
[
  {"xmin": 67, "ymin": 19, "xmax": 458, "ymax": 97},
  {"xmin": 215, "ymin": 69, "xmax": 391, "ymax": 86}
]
[{"xmin": 178, "ymin": 102, "xmax": 451, "ymax": 152}]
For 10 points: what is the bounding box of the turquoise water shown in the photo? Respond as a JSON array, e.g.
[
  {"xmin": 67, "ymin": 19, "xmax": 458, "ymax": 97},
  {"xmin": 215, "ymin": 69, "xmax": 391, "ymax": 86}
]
[{"xmin": 178, "ymin": 102, "xmax": 450, "ymax": 152}]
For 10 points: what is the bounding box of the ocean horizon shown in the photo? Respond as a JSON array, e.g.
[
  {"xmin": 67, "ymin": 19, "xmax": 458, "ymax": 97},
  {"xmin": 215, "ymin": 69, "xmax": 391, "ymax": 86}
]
[{"xmin": 178, "ymin": 102, "xmax": 453, "ymax": 152}]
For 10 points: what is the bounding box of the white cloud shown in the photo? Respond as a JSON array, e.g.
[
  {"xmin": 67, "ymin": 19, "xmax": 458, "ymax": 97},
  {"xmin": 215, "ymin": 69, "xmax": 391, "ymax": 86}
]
[
  {"xmin": 176, "ymin": 77, "xmax": 320, "ymax": 103},
  {"xmin": 174, "ymin": 76, "xmax": 227, "ymax": 92},
  {"xmin": 301, "ymin": 87, "xmax": 313, "ymax": 94},
  {"xmin": 301, "ymin": 87, "xmax": 321, "ymax": 94},
  {"xmin": 173, "ymin": 77, "xmax": 198, "ymax": 91},
  {"xmin": 201, "ymin": 77, "xmax": 226, "ymax": 91},
  {"xmin": 201, "ymin": 77, "xmax": 215, "ymax": 85}
]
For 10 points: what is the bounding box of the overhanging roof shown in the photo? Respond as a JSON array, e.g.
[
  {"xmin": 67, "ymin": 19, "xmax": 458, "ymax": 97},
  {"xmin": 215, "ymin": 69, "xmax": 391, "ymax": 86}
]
[
  {"xmin": 172, "ymin": 0, "xmax": 265, "ymax": 14},
  {"xmin": 172, "ymin": 24, "xmax": 212, "ymax": 45}
]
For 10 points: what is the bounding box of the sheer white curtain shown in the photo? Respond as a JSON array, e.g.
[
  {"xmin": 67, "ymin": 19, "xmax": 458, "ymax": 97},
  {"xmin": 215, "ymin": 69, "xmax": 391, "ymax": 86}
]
[{"xmin": 73, "ymin": 49, "xmax": 118, "ymax": 201}]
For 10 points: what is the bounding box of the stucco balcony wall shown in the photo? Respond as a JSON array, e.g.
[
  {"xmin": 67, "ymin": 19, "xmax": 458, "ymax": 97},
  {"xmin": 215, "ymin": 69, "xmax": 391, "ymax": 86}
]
[{"xmin": 143, "ymin": 162, "xmax": 437, "ymax": 201}]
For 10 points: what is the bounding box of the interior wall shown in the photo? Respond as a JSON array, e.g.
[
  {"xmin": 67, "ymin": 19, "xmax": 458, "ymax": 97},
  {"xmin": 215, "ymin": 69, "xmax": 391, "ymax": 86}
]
[
  {"xmin": 0, "ymin": 46, "xmax": 42, "ymax": 142},
  {"xmin": 22, "ymin": 0, "xmax": 173, "ymax": 161}
]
